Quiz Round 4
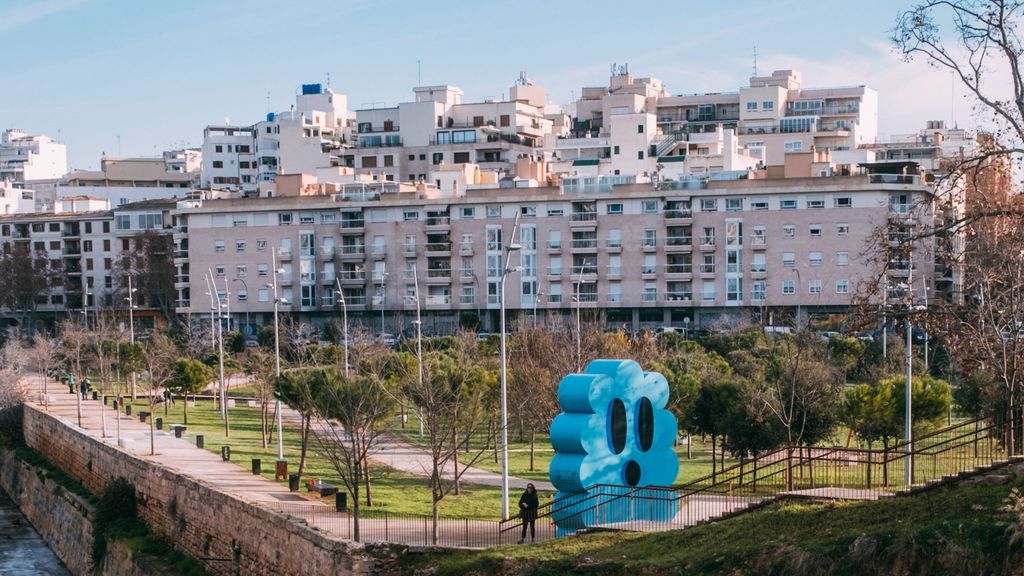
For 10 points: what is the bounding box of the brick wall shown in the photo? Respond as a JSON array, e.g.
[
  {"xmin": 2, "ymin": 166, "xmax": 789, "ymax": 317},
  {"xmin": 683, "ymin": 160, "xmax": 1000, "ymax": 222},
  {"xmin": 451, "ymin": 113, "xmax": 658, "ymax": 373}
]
[{"xmin": 21, "ymin": 404, "xmax": 376, "ymax": 576}]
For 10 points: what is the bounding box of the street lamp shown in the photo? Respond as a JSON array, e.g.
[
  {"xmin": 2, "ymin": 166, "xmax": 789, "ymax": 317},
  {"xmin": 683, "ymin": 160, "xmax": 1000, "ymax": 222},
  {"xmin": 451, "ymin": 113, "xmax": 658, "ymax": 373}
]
[
  {"xmin": 573, "ymin": 270, "xmax": 594, "ymax": 370},
  {"xmin": 270, "ymin": 247, "xmax": 286, "ymax": 463},
  {"xmin": 233, "ymin": 278, "xmax": 250, "ymax": 336},
  {"xmin": 378, "ymin": 263, "xmax": 388, "ymax": 337},
  {"xmin": 412, "ymin": 264, "xmax": 424, "ymax": 440},
  {"xmin": 335, "ymin": 278, "xmax": 349, "ymax": 377},
  {"xmin": 792, "ymin": 268, "xmax": 802, "ymax": 331},
  {"xmin": 533, "ymin": 290, "xmax": 544, "ymax": 328},
  {"xmin": 498, "ymin": 213, "xmax": 522, "ymax": 521},
  {"xmin": 203, "ymin": 273, "xmax": 227, "ymax": 431}
]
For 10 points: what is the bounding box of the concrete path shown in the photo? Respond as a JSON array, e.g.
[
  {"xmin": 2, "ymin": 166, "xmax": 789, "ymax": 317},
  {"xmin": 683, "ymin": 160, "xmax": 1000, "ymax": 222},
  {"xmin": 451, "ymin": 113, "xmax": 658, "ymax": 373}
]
[{"xmin": 0, "ymin": 489, "xmax": 71, "ymax": 575}]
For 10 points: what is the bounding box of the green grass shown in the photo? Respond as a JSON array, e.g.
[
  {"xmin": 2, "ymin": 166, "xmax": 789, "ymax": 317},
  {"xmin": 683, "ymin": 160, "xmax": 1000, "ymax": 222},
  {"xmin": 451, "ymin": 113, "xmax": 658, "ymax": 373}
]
[
  {"xmin": 413, "ymin": 477, "xmax": 1024, "ymax": 575},
  {"xmin": 122, "ymin": 397, "xmax": 532, "ymax": 519}
]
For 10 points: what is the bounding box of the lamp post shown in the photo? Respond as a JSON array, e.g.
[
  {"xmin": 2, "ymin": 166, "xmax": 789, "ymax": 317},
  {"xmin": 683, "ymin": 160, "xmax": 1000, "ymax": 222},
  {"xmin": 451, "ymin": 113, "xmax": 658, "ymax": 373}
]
[
  {"xmin": 335, "ymin": 278, "xmax": 349, "ymax": 377},
  {"xmin": 533, "ymin": 290, "xmax": 544, "ymax": 328},
  {"xmin": 792, "ymin": 268, "xmax": 802, "ymax": 331},
  {"xmin": 904, "ymin": 255, "xmax": 915, "ymax": 486},
  {"xmin": 574, "ymin": 270, "xmax": 586, "ymax": 370},
  {"xmin": 379, "ymin": 262, "xmax": 388, "ymax": 336},
  {"xmin": 204, "ymin": 273, "xmax": 227, "ymax": 429},
  {"xmin": 126, "ymin": 278, "xmax": 138, "ymax": 399},
  {"xmin": 498, "ymin": 213, "xmax": 522, "ymax": 521},
  {"xmin": 234, "ymin": 278, "xmax": 250, "ymax": 336},
  {"xmin": 412, "ymin": 264, "xmax": 424, "ymax": 440},
  {"xmin": 271, "ymin": 248, "xmax": 285, "ymax": 463}
]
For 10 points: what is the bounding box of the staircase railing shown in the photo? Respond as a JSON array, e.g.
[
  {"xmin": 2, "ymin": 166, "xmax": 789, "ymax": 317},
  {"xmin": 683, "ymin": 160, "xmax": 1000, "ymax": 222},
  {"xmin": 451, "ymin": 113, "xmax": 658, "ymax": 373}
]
[{"xmin": 503, "ymin": 416, "xmax": 1015, "ymax": 539}]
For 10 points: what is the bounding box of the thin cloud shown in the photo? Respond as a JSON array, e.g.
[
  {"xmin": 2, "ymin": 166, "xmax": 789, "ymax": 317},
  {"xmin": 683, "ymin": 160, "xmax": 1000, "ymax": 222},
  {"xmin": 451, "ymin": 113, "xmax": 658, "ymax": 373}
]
[{"xmin": 0, "ymin": 0, "xmax": 89, "ymax": 34}]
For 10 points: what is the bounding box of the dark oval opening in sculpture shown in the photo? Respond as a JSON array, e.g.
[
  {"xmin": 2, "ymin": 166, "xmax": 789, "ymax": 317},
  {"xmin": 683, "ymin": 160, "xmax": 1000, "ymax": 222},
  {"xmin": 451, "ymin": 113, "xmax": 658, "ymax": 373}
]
[
  {"xmin": 636, "ymin": 397, "xmax": 654, "ymax": 453},
  {"xmin": 623, "ymin": 460, "xmax": 641, "ymax": 486},
  {"xmin": 608, "ymin": 399, "xmax": 627, "ymax": 454}
]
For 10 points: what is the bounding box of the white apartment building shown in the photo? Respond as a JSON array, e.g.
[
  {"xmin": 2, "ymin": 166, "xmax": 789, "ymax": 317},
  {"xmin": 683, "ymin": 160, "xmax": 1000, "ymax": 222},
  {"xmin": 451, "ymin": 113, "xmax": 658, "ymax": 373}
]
[
  {"xmin": 865, "ymin": 120, "xmax": 975, "ymax": 173},
  {"xmin": 0, "ymin": 180, "xmax": 35, "ymax": 214},
  {"xmin": 558, "ymin": 67, "xmax": 877, "ymax": 180},
  {"xmin": 202, "ymin": 84, "xmax": 349, "ymax": 195},
  {"xmin": 0, "ymin": 129, "xmax": 68, "ymax": 185},
  {"xmin": 171, "ymin": 164, "xmax": 934, "ymax": 336},
  {"xmin": 344, "ymin": 76, "xmax": 558, "ymax": 190}
]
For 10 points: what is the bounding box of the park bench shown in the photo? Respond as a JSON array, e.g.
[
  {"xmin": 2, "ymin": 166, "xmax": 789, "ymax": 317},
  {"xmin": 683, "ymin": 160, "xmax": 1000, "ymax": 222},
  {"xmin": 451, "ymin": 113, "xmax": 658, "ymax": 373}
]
[{"xmin": 305, "ymin": 479, "xmax": 338, "ymax": 498}]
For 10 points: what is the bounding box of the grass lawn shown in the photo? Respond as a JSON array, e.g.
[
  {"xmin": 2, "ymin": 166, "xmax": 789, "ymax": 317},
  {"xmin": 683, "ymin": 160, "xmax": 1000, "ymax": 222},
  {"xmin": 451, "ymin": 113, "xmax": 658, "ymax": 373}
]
[
  {"xmin": 412, "ymin": 476, "xmax": 1024, "ymax": 575},
  {"xmin": 122, "ymin": 397, "xmax": 534, "ymax": 520}
]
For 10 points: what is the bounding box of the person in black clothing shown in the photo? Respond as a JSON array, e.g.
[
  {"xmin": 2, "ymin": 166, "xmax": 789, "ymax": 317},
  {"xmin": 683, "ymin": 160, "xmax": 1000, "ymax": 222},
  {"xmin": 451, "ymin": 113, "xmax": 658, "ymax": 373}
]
[
  {"xmin": 517, "ymin": 483, "xmax": 539, "ymax": 544},
  {"xmin": 80, "ymin": 378, "xmax": 89, "ymax": 400}
]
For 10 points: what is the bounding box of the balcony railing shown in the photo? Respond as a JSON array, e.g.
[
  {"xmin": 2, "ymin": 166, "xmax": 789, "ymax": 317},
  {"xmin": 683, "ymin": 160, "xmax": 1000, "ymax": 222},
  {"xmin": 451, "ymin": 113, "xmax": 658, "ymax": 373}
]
[
  {"xmin": 404, "ymin": 243, "xmax": 417, "ymax": 254},
  {"xmin": 642, "ymin": 291, "xmax": 658, "ymax": 302},
  {"xmin": 547, "ymin": 267, "xmax": 562, "ymax": 276},
  {"xmin": 427, "ymin": 268, "xmax": 452, "ymax": 279},
  {"xmin": 607, "ymin": 293, "xmax": 622, "ymax": 303},
  {"xmin": 874, "ymin": 174, "xmax": 921, "ymax": 185},
  {"xmin": 665, "ymin": 236, "xmax": 692, "ymax": 246},
  {"xmin": 574, "ymin": 293, "xmax": 598, "ymax": 303},
  {"xmin": 344, "ymin": 295, "xmax": 367, "ymax": 306},
  {"xmin": 570, "ymin": 212, "xmax": 597, "ymax": 222},
  {"xmin": 459, "ymin": 242, "xmax": 473, "ymax": 255},
  {"xmin": 425, "ymin": 216, "xmax": 451, "ymax": 226},
  {"xmin": 425, "ymin": 242, "xmax": 452, "ymax": 253},
  {"xmin": 571, "ymin": 239, "xmax": 598, "ymax": 249},
  {"xmin": 665, "ymin": 291, "xmax": 692, "ymax": 301},
  {"xmin": 699, "ymin": 264, "xmax": 716, "ymax": 274},
  {"xmin": 664, "ymin": 209, "xmax": 692, "ymax": 219},
  {"xmin": 426, "ymin": 295, "xmax": 452, "ymax": 305},
  {"xmin": 607, "ymin": 266, "xmax": 621, "ymax": 276},
  {"xmin": 699, "ymin": 237, "xmax": 715, "ymax": 247},
  {"xmin": 642, "ymin": 266, "xmax": 657, "ymax": 274},
  {"xmin": 460, "ymin": 295, "xmax": 475, "ymax": 304},
  {"xmin": 666, "ymin": 264, "xmax": 692, "ymax": 274},
  {"xmin": 460, "ymin": 268, "xmax": 474, "ymax": 278},
  {"xmin": 338, "ymin": 270, "xmax": 366, "ymax": 281},
  {"xmin": 606, "ymin": 239, "xmax": 622, "ymax": 249},
  {"xmin": 339, "ymin": 245, "xmax": 365, "ymax": 256}
]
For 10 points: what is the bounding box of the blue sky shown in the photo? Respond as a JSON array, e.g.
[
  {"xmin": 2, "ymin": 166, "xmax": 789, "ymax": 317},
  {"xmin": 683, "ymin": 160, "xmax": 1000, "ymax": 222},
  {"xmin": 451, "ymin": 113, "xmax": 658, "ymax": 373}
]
[{"xmin": 1, "ymin": 0, "xmax": 971, "ymax": 170}]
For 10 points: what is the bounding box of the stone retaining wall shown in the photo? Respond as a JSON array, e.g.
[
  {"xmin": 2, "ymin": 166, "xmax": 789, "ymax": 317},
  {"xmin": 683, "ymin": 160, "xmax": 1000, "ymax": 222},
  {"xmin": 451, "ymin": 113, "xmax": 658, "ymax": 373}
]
[
  {"xmin": 21, "ymin": 404, "xmax": 376, "ymax": 576},
  {"xmin": 0, "ymin": 445, "xmax": 94, "ymax": 575}
]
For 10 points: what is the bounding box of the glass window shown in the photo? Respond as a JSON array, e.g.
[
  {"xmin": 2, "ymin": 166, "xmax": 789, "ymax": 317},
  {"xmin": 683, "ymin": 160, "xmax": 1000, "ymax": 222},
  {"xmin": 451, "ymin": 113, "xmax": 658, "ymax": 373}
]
[
  {"xmin": 762, "ymin": 101, "xmax": 774, "ymax": 111},
  {"xmin": 460, "ymin": 207, "xmax": 475, "ymax": 219},
  {"xmin": 809, "ymin": 224, "xmax": 822, "ymax": 237},
  {"xmin": 746, "ymin": 101, "xmax": 757, "ymax": 112},
  {"xmin": 520, "ymin": 205, "xmax": 537, "ymax": 217},
  {"xmin": 402, "ymin": 210, "xmax": 419, "ymax": 221},
  {"xmin": 782, "ymin": 225, "xmax": 795, "ymax": 238},
  {"xmin": 809, "ymin": 280, "xmax": 822, "ymax": 294},
  {"xmin": 726, "ymin": 198, "xmax": 742, "ymax": 211},
  {"xmin": 837, "ymin": 252, "xmax": 849, "ymax": 266},
  {"xmin": 751, "ymin": 200, "xmax": 769, "ymax": 210},
  {"xmin": 834, "ymin": 196, "xmax": 853, "ymax": 208},
  {"xmin": 752, "ymin": 226, "xmax": 766, "ymax": 245},
  {"xmin": 782, "ymin": 252, "xmax": 796, "ymax": 266},
  {"xmin": 837, "ymin": 223, "xmax": 849, "ymax": 236},
  {"xmin": 641, "ymin": 201, "xmax": 659, "ymax": 214},
  {"xmin": 809, "ymin": 252, "xmax": 822, "ymax": 266},
  {"xmin": 235, "ymin": 240, "xmax": 246, "ymax": 252},
  {"xmin": 606, "ymin": 203, "xmax": 623, "ymax": 215},
  {"xmin": 780, "ymin": 199, "xmax": 797, "ymax": 209},
  {"xmin": 700, "ymin": 199, "xmax": 717, "ymax": 212},
  {"xmin": 783, "ymin": 280, "xmax": 795, "ymax": 294},
  {"xmin": 836, "ymin": 279, "xmax": 849, "ymax": 294},
  {"xmin": 806, "ymin": 198, "xmax": 825, "ymax": 209},
  {"xmin": 486, "ymin": 206, "xmax": 501, "ymax": 218},
  {"xmin": 214, "ymin": 240, "xmax": 225, "ymax": 252}
]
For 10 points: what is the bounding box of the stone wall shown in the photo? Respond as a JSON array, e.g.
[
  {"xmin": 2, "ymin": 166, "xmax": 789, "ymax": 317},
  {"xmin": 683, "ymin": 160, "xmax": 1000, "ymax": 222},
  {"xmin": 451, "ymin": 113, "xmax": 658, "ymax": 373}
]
[
  {"xmin": 0, "ymin": 445, "xmax": 94, "ymax": 575},
  {"xmin": 21, "ymin": 404, "xmax": 377, "ymax": 576}
]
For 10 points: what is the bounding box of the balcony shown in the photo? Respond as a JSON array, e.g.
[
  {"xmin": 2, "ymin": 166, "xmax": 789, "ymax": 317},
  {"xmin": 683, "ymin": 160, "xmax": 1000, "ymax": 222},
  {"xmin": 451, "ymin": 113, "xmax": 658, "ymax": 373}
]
[
  {"xmin": 338, "ymin": 270, "xmax": 366, "ymax": 284},
  {"xmin": 642, "ymin": 239, "xmax": 658, "ymax": 253},
  {"xmin": 664, "ymin": 209, "xmax": 692, "ymax": 222},
  {"xmin": 425, "ymin": 295, "xmax": 452, "ymax": 306},
  {"xmin": 340, "ymin": 219, "xmax": 365, "ymax": 232},
  {"xmin": 424, "ymin": 216, "xmax": 451, "ymax": 231},
  {"xmin": 173, "ymin": 249, "xmax": 188, "ymax": 260},
  {"xmin": 641, "ymin": 266, "xmax": 658, "ymax": 279},
  {"xmin": 62, "ymin": 247, "xmax": 81, "ymax": 257},
  {"xmin": 404, "ymin": 243, "xmax": 417, "ymax": 256},
  {"xmin": 343, "ymin": 295, "xmax": 367, "ymax": 307},
  {"xmin": 338, "ymin": 245, "xmax": 365, "ymax": 259},
  {"xmin": 459, "ymin": 268, "xmax": 475, "ymax": 283},
  {"xmin": 873, "ymin": 174, "xmax": 921, "ymax": 185},
  {"xmin": 279, "ymin": 273, "xmax": 294, "ymax": 285},
  {"xmin": 569, "ymin": 212, "xmax": 598, "ymax": 228},
  {"xmin": 699, "ymin": 237, "xmax": 716, "ymax": 251},
  {"xmin": 665, "ymin": 236, "xmax": 693, "ymax": 252},
  {"xmin": 425, "ymin": 242, "xmax": 452, "ymax": 256},
  {"xmin": 174, "ymin": 274, "xmax": 190, "ymax": 287},
  {"xmin": 459, "ymin": 242, "xmax": 474, "ymax": 256},
  {"xmin": 665, "ymin": 264, "xmax": 692, "ymax": 277},
  {"xmin": 570, "ymin": 238, "xmax": 598, "ymax": 253},
  {"xmin": 664, "ymin": 291, "xmax": 692, "ymax": 303},
  {"xmin": 278, "ymin": 248, "xmax": 292, "ymax": 259},
  {"xmin": 606, "ymin": 239, "xmax": 622, "ymax": 253},
  {"xmin": 751, "ymin": 237, "xmax": 767, "ymax": 250},
  {"xmin": 546, "ymin": 240, "xmax": 562, "ymax": 253},
  {"xmin": 426, "ymin": 268, "xmax": 452, "ymax": 282},
  {"xmin": 175, "ymin": 299, "xmax": 191, "ymax": 309}
]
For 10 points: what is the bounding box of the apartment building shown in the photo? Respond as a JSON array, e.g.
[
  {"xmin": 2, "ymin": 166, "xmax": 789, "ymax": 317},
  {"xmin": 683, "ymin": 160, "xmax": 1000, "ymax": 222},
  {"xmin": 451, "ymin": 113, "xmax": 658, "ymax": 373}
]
[
  {"xmin": 558, "ymin": 67, "xmax": 877, "ymax": 179},
  {"xmin": 344, "ymin": 75, "xmax": 559, "ymax": 191},
  {"xmin": 58, "ymin": 154, "xmax": 199, "ymax": 208},
  {"xmin": 171, "ymin": 163, "xmax": 933, "ymax": 335},
  {"xmin": 0, "ymin": 129, "xmax": 68, "ymax": 186},
  {"xmin": 201, "ymin": 84, "xmax": 349, "ymax": 195},
  {"xmin": 865, "ymin": 120, "xmax": 975, "ymax": 173}
]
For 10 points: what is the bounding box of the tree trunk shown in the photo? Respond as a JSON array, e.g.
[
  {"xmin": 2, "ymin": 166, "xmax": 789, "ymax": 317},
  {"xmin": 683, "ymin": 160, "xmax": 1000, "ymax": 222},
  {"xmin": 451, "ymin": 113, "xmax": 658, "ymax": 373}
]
[
  {"xmin": 260, "ymin": 402, "xmax": 267, "ymax": 449},
  {"xmin": 517, "ymin": 416, "xmax": 524, "ymax": 443},
  {"xmin": 364, "ymin": 462, "xmax": 373, "ymax": 507},
  {"xmin": 529, "ymin": 428, "xmax": 536, "ymax": 472},
  {"xmin": 297, "ymin": 414, "xmax": 309, "ymax": 482},
  {"xmin": 183, "ymin": 395, "xmax": 189, "ymax": 426},
  {"xmin": 485, "ymin": 419, "xmax": 493, "ymax": 451},
  {"xmin": 453, "ymin": 426, "xmax": 461, "ymax": 496},
  {"xmin": 711, "ymin": 434, "xmax": 717, "ymax": 482},
  {"xmin": 352, "ymin": 462, "xmax": 362, "ymax": 542},
  {"xmin": 686, "ymin": 434, "xmax": 692, "ymax": 459}
]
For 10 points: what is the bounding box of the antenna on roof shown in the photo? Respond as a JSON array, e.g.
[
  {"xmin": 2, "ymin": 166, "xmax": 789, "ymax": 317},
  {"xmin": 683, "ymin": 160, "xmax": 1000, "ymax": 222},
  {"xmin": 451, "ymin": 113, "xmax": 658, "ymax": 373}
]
[
  {"xmin": 266, "ymin": 91, "xmax": 271, "ymax": 114},
  {"xmin": 327, "ymin": 72, "xmax": 331, "ymax": 88},
  {"xmin": 417, "ymin": 60, "xmax": 422, "ymax": 87},
  {"xmin": 752, "ymin": 45, "xmax": 759, "ymax": 77}
]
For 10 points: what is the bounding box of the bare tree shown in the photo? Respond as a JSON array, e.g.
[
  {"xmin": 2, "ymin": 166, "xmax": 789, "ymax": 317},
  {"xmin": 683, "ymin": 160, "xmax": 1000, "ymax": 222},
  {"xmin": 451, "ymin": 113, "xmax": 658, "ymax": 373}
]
[
  {"xmin": 27, "ymin": 333, "xmax": 60, "ymax": 409},
  {"xmin": 244, "ymin": 350, "xmax": 277, "ymax": 448},
  {"xmin": 309, "ymin": 368, "xmax": 396, "ymax": 542},
  {"xmin": 141, "ymin": 333, "xmax": 178, "ymax": 455}
]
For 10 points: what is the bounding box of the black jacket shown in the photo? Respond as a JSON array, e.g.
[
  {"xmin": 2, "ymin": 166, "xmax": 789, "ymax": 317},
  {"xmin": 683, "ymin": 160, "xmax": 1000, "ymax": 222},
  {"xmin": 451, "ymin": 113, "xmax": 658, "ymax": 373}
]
[{"xmin": 518, "ymin": 490, "xmax": 539, "ymax": 520}]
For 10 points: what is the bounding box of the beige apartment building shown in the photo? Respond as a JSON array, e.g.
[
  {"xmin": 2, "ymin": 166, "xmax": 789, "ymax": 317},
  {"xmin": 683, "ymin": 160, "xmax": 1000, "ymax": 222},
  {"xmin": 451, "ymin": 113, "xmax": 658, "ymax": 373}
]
[{"xmin": 172, "ymin": 165, "xmax": 933, "ymax": 336}]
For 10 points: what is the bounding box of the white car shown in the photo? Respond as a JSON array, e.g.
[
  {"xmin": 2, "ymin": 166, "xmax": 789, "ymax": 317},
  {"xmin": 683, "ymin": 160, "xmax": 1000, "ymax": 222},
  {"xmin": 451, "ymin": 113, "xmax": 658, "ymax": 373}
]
[{"xmin": 379, "ymin": 333, "xmax": 399, "ymax": 347}]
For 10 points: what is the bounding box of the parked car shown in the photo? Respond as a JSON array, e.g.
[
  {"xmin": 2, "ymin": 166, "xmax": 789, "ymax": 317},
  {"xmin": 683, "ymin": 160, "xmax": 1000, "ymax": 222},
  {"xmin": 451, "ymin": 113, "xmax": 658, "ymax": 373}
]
[
  {"xmin": 379, "ymin": 333, "xmax": 399, "ymax": 347},
  {"xmin": 820, "ymin": 331, "xmax": 840, "ymax": 342}
]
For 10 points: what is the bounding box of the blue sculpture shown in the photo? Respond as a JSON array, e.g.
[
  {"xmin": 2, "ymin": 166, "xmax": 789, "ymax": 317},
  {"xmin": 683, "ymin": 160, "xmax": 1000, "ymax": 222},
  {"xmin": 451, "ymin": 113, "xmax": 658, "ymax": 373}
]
[{"xmin": 549, "ymin": 359, "xmax": 678, "ymax": 535}]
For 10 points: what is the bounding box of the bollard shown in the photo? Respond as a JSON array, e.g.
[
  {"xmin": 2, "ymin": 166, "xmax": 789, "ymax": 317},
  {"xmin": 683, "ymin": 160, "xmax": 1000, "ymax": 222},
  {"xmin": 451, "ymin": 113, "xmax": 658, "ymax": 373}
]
[
  {"xmin": 275, "ymin": 460, "xmax": 288, "ymax": 481},
  {"xmin": 221, "ymin": 445, "xmax": 230, "ymax": 461},
  {"xmin": 173, "ymin": 426, "xmax": 184, "ymax": 439},
  {"xmin": 288, "ymin": 473, "xmax": 300, "ymax": 492},
  {"xmin": 155, "ymin": 418, "xmax": 163, "ymax": 431},
  {"xmin": 252, "ymin": 458, "xmax": 261, "ymax": 475},
  {"xmin": 139, "ymin": 411, "xmax": 148, "ymax": 423},
  {"xmin": 335, "ymin": 492, "xmax": 348, "ymax": 512},
  {"xmin": 196, "ymin": 435, "xmax": 204, "ymax": 449},
  {"xmin": 125, "ymin": 405, "xmax": 132, "ymax": 416},
  {"xmin": 92, "ymin": 391, "xmax": 98, "ymax": 401}
]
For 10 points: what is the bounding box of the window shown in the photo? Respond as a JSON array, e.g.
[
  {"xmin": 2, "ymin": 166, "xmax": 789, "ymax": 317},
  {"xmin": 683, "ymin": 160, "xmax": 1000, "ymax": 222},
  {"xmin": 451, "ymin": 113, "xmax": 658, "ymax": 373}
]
[
  {"xmin": 637, "ymin": 124, "xmax": 645, "ymax": 133},
  {"xmin": 237, "ymin": 289, "xmax": 248, "ymax": 302},
  {"xmin": 643, "ymin": 229, "xmax": 657, "ymax": 247},
  {"xmin": 83, "ymin": 240, "xmax": 93, "ymax": 252},
  {"xmin": 547, "ymin": 206, "xmax": 564, "ymax": 217},
  {"xmin": 780, "ymin": 199, "xmax": 797, "ymax": 209},
  {"xmin": 320, "ymin": 212, "xmax": 336, "ymax": 224},
  {"xmin": 258, "ymin": 288, "xmax": 269, "ymax": 303},
  {"xmin": 809, "ymin": 224, "xmax": 822, "ymax": 237},
  {"xmin": 432, "ymin": 153, "xmax": 443, "ymax": 165},
  {"xmin": 782, "ymin": 225, "xmax": 795, "ymax": 238},
  {"xmin": 837, "ymin": 252, "xmax": 849, "ymax": 266},
  {"xmin": 807, "ymin": 198, "xmax": 825, "ymax": 209},
  {"xmin": 637, "ymin": 151, "xmax": 644, "ymax": 160},
  {"xmin": 256, "ymin": 239, "xmax": 267, "ymax": 251},
  {"xmin": 235, "ymin": 240, "xmax": 246, "ymax": 252},
  {"xmin": 500, "ymin": 114, "xmax": 510, "ymax": 127},
  {"xmin": 726, "ymin": 198, "xmax": 742, "ymax": 211},
  {"xmin": 643, "ymin": 254, "xmax": 657, "ymax": 274},
  {"xmin": 809, "ymin": 251, "xmax": 822, "ymax": 266},
  {"xmin": 834, "ymin": 196, "xmax": 853, "ymax": 208},
  {"xmin": 836, "ymin": 279, "xmax": 849, "ymax": 294},
  {"xmin": 606, "ymin": 203, "xmax": 623, "ymax": 215},
  {"xmin": 727, "ymin": 277, "xmax": 742, "ymax": 302},
  {"xmin": 299, "ymin": 213, "xmax": 315, "ymax": 224},
  {"xmin": 809, "ymin": 280, "xmax": 822, "ymax": 294},
  {"xmin": 784, "ymin": 141, "xmax": 803, "ymax": 153},
  {"xmin": 783, "ymin": 252, "xmax": 796, "ymax": 266},
  {"xmin": 258, "ymin": 264, "xmax": 268, "ymax": 276},
  {"xmin": 278, "ymin": 213, "xmax": 292, "ymax": 226},
  {"xmin": 548, "ymin": 230, "xmax": 561, "ymax": 249},
  {"xmin": 700, "ymin": 199, "xmax": 717, "ymax": 212},
  {"xmin": 453, "ymin": 152, "xmax": 470, "ymax": 163},
  {"xmin": 402, "ymin": 210, "xmax": 419, "ymax": 221},
  {"xmin": 836, "ymin": 223, "xmax": 849, "ymax": 236},
  {"xmin": 701, "ymin": 254, "xmax": 715, "ymax": 274},
  {"xmin": 232, "ymin": 215, "xmax": 248, "ymax": 227},
  {"xmin": 115, "ymin": 215, "xmax": 131, "ymax": 230},
  {"xmin": 762, "ymin": 101, "xmax": 774, "ymax": 111},
  {"xmin": 460, "ymin": 207, "xmax": 475, "ymax": 219},
  {"xmin": 215, "ymin": 265, "xmax": 225, "ymax": 277},
  {"xmin": 613, "ymin": 145, "xmax": 620, "ymax": 155},
  {"xmin": 751, "ymin": 253, "xmax": 766, "ymax": 272},
  {"xmin": 236, "ymin": 264, "xmax": 247, "ymax": 278},
  {"xmin": 214, "ymin": 240, "xmax": 225, "ymax": 252},
  {"xmin": 641, "ymin": 201, "xmax": 659, "ymax": 214},
  {"xmin": 751, "ymin": 199, "xmax": 769, "ymax": 210},
  {"xmin": 752, "ymin": 226, "xmax": 766, "ymax": 245},
  {"xmin": 783, "ymin": 280, "xmax": 795, "ymax": 294},
  {"xmin": 213, "ymin": 161, "xmax": 223, "ymax": 168},
  {"xmin": 752, "ymin": 280, "xmax": 766, "ymax": 301},
  {"xmin": 520, "ymin": 205, "xmax": 537, "ymax": 217},
  {"xmin": 746, "ymin": 101, "xmax": 757, "ymax": 112},
  {"xmin": 486, "ymin": 206, "xmax": 501, "ymax": 219},
  {"xmin": 702, "ymin": 281, "xmax": 716, "ymax": 301},
  {"xmin": 486, "ymin": 227, "xmax": 502, "ymax": 252},
  {"xmin": 726, "ymin": 251, "xmax": 741, "ymax": 273}
]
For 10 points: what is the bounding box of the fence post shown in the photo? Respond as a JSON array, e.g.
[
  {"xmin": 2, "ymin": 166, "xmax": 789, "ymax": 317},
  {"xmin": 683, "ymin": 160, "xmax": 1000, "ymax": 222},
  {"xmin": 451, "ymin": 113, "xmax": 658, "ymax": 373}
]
[{"xmin": 866, "ymin": 450, "xmax": 872, "ymax": 490}]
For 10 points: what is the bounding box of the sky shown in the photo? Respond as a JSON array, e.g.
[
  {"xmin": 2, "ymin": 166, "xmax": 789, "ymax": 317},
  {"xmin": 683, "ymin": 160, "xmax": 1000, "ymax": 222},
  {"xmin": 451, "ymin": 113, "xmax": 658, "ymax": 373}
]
[{"xmin": 0, "ymin": 0, "xmax": 977, "ymax": 170}]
